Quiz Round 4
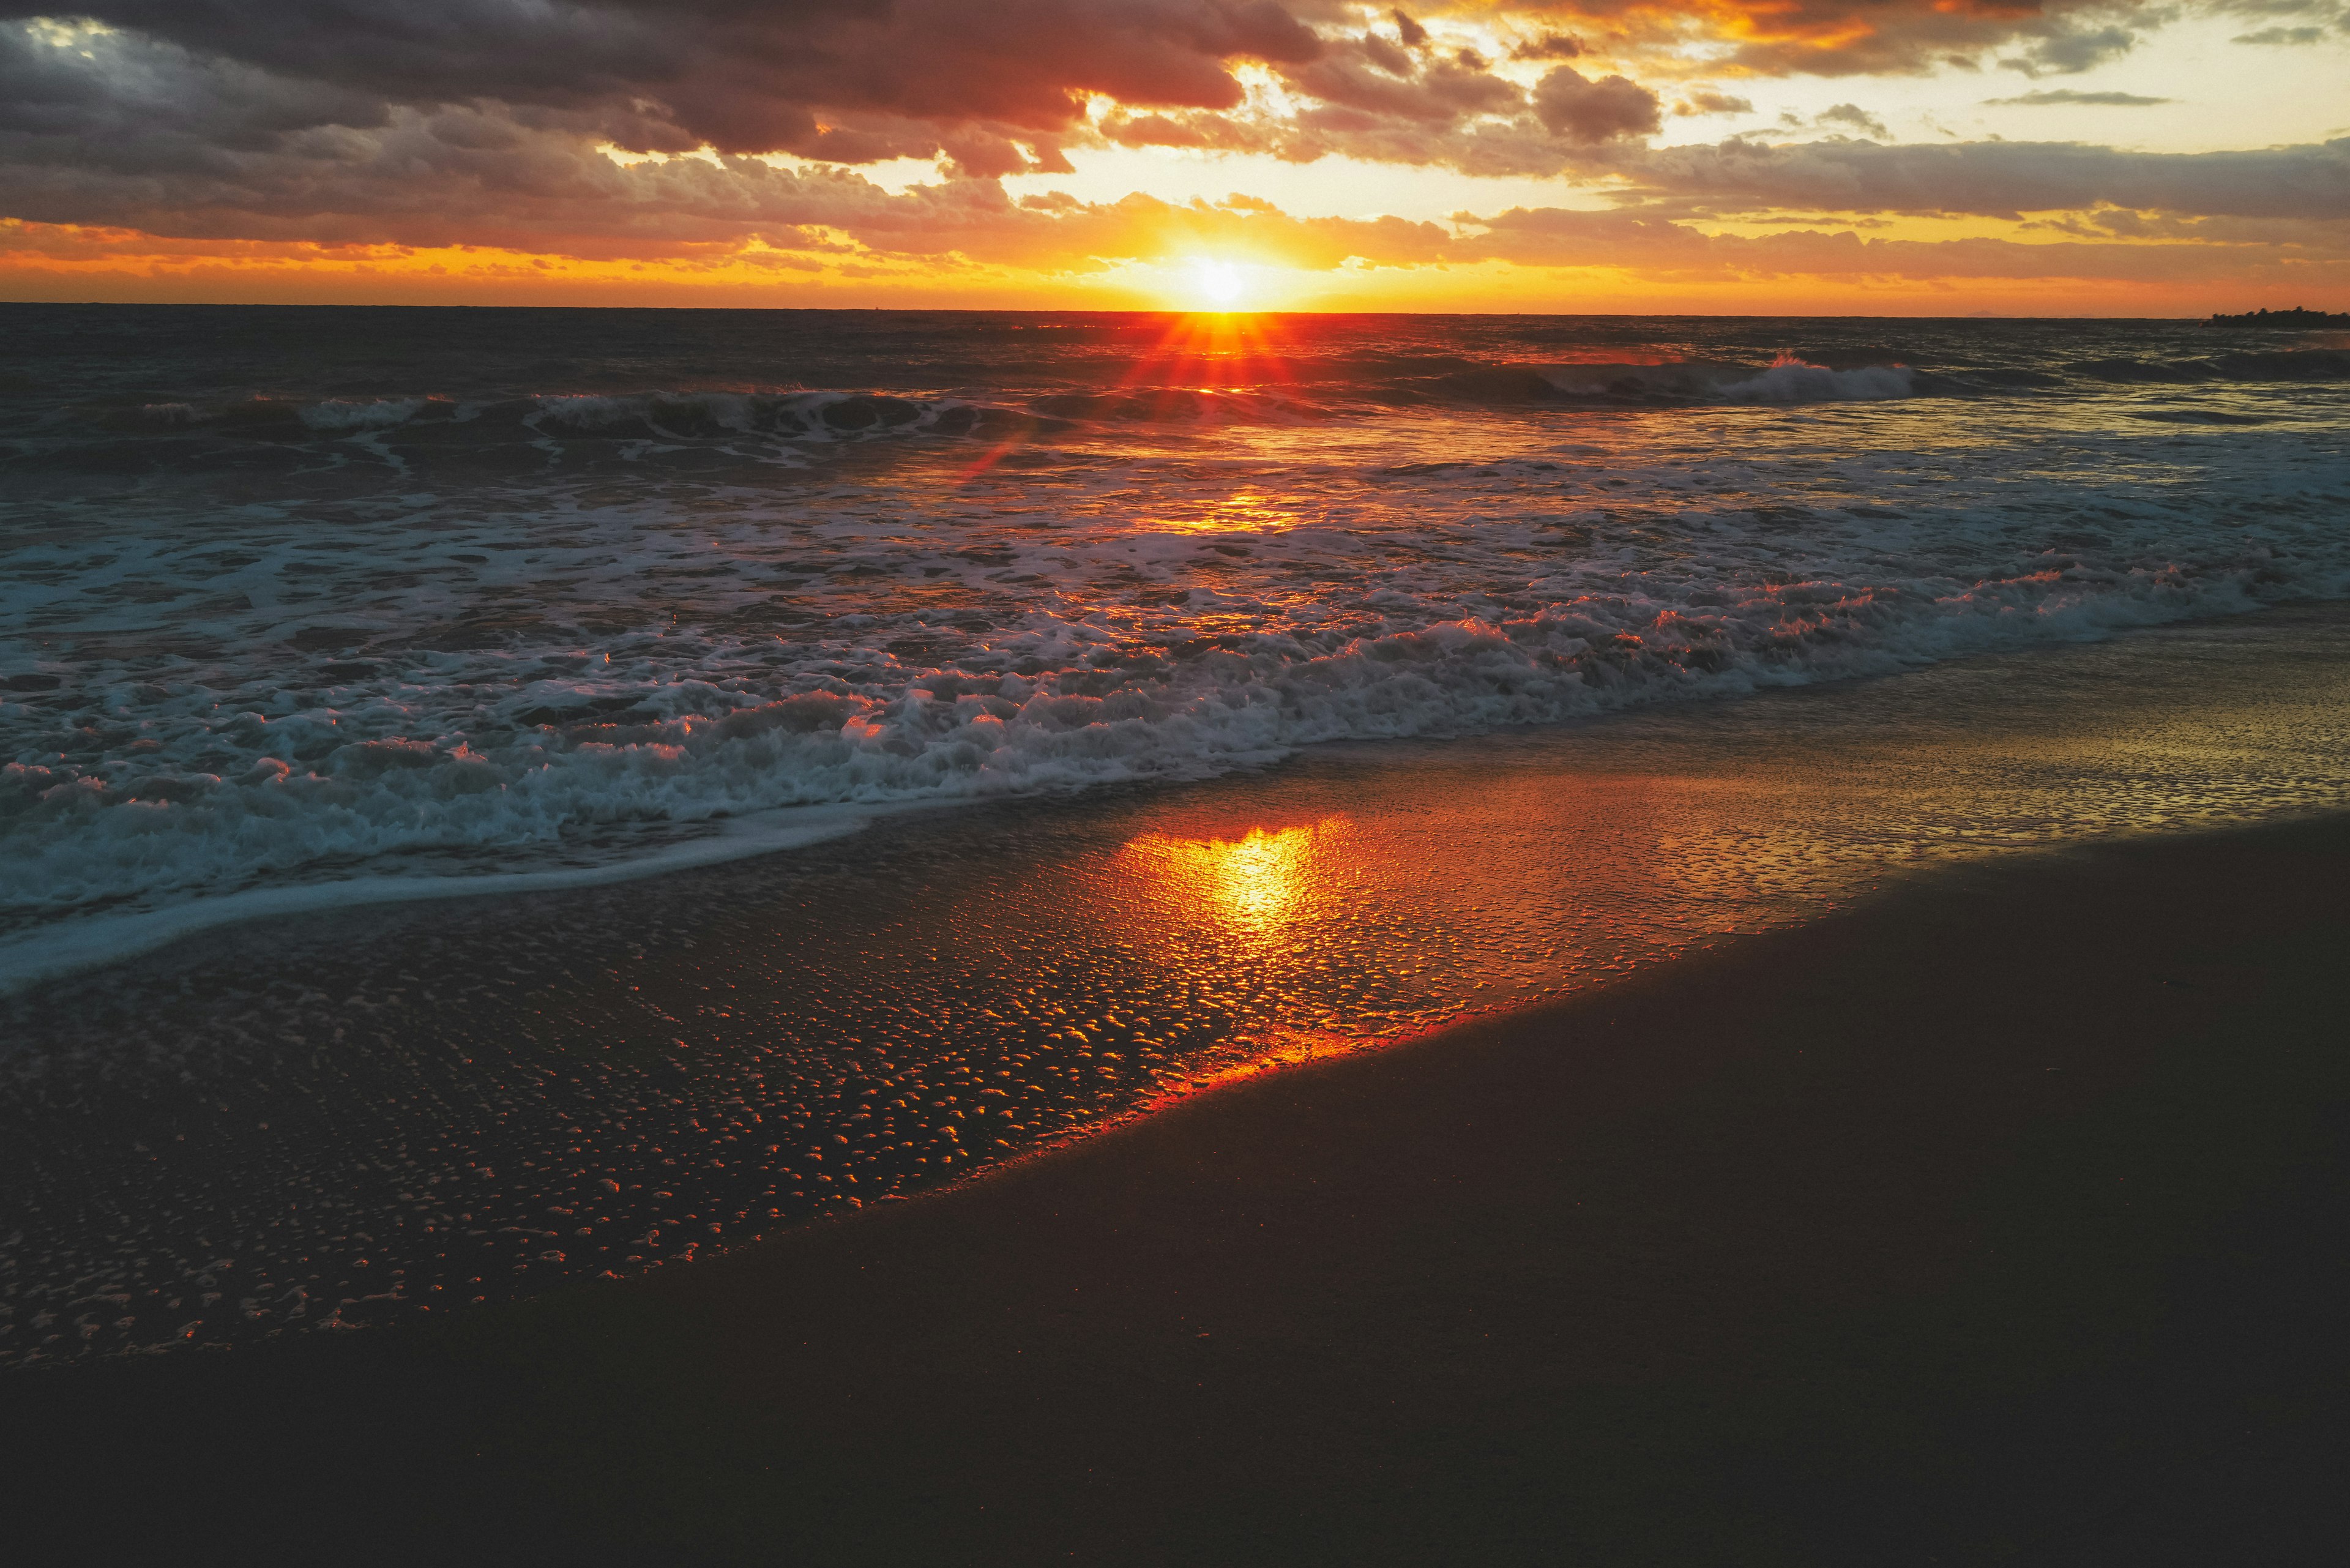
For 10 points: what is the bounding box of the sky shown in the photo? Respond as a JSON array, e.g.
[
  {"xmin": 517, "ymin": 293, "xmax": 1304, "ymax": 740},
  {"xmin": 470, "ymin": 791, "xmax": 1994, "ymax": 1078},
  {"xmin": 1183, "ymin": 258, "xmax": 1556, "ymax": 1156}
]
[{"xmin": 2, "ymin": 1, "xmax": 2347, "ymax": 314}]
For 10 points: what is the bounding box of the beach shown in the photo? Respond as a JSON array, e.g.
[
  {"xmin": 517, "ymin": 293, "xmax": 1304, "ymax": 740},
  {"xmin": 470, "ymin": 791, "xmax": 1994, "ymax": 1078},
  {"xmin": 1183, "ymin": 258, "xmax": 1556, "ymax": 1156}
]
[
  {"xmin": 4, "ymin": 304, "xmax": 2349, "ymax": 1557},
  {"xmin": 5, "ymin": 807, "xmax": 2346, "ymax": 1563},
  {"xmin": 3, "ymin": 604, "xmax": 2348, "ymax": 1561},
  {"xmin": 7, "ymin": 603, "xmax": 2349, "ymax": 1362}
]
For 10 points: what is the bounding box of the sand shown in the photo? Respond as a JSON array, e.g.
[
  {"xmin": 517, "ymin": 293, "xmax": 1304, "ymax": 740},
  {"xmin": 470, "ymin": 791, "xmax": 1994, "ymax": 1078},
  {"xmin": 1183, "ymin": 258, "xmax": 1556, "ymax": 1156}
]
[{"xmin": 4, "ymin": 813, "xmax": 2347, "ymax": 1564}]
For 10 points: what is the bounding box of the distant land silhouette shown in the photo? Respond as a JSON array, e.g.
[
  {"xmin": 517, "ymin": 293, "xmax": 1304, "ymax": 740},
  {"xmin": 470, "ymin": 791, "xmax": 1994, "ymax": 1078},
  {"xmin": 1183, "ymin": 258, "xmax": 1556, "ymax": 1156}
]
[{"xmin": 2208, "ymin": 307, "xmax": 2350, "ymax": 326}]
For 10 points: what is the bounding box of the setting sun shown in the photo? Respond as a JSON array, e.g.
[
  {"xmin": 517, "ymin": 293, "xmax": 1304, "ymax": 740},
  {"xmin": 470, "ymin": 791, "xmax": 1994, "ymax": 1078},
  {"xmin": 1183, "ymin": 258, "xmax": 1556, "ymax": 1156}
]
[{"xmin": 1192, "ymin": 259, "xmax": 1246, "ymax": 311}]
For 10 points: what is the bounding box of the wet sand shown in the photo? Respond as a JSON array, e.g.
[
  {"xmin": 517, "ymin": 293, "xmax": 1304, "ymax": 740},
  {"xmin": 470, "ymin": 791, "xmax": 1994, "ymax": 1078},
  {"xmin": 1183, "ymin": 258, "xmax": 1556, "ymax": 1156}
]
[
  {"xmin": 6, "ymin": 812, "xmax": 2348, "ymax": 1564},
  {"xmin": 10, "ymin": 604, "xmax": 2350, "ymax": 1367}
]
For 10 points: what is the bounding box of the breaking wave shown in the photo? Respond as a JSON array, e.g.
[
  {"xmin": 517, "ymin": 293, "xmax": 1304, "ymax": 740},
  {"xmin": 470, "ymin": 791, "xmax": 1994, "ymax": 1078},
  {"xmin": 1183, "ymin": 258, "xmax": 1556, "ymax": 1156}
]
[
  {"xmin": 6, "ymin": 520, "xmax": 2342, "ymax": 991},
  {"xmin": 7, "ymin": 305, "xmax": 2349, "ymax": 988}
]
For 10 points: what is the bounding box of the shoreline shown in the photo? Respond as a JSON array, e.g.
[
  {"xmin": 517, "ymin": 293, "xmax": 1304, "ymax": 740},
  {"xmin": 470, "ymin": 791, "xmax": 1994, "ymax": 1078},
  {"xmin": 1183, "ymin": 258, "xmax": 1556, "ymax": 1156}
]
[
  {"xmin": 5, "ymin": 599, "xmax": 2349, "ymax": 1369},
  {"xmin": 10, "ymin": 594, "xmax": 2347, "ymax": 1002},
  {"xmin": 6, "ymin": 810, "xmax": 2349, "ymax": 1561}
]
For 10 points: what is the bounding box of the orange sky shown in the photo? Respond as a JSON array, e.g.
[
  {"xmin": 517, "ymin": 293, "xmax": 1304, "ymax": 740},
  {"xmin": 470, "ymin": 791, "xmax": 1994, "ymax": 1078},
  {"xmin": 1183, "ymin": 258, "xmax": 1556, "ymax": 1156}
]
[{"xmin": 4, "ymin": 5, "xmax": 2346, "ymax": 313}]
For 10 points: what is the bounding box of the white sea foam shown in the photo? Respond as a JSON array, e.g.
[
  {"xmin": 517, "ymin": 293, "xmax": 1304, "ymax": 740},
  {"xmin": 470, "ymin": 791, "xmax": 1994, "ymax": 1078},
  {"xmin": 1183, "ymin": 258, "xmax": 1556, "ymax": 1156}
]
[
  {"xmin": 297, "ymin": 397, "xmax": 434, "ymax": 431},
  {"xmin": 0, "ymin": 804, "xmax": 884, "ymax": 998},
  {"xmin": 1719, "ymin": 360, "xmax": 1916, "ymax": 401}
]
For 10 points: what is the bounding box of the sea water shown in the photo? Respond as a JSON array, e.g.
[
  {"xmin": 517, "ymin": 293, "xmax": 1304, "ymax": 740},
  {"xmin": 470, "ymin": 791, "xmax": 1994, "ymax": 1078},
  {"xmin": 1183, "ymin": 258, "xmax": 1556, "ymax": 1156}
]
[{"xmin": 6, "ymin": 305, "xmax": 2347, "ymax": 987}]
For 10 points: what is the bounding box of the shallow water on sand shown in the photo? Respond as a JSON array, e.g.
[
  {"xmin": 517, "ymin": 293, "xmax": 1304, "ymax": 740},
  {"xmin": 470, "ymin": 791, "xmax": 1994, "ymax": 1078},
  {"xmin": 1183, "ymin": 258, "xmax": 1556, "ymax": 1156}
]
[{"xmin": 4, "ymin": 603, "xmax": 2348, "ymax": 1365}]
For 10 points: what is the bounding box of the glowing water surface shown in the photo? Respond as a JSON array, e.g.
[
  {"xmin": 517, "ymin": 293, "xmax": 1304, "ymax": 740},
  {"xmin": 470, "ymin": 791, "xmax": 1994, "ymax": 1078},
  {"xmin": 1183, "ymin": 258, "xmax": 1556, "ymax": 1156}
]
[{"xmin": 8, "ymin": 308, "xmax": 2347, "ymax": 980}]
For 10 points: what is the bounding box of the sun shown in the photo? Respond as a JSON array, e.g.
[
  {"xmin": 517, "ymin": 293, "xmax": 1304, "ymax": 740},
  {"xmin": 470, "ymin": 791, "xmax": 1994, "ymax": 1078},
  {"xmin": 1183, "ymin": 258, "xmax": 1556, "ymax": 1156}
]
[{"xmin": 1193, "ymin": 258, "xmax": 1245, "ymax": 310}]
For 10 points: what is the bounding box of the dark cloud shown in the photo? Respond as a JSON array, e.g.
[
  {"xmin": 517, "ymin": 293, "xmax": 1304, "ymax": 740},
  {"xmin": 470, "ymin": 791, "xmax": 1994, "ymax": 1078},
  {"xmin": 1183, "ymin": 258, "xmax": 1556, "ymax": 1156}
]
[
  {"xmin": 0, "ymin": 21, "xmax": 392, "ymax": 148},
  {"xmin": 1, "ymin": 0, "xmax": 2341, "ymax": 291},
  {"xmin": 1510, "ymin": 33, "xmax": 1585, "ymax": 60},
  {"xmin": 1532, "ymin": 65, "xmax": 1662, "ymax": 144},
  {"xmin": 1998, "ymin": 24, "xmax": 2142, "ymax": 77},
  {"xmin": 0, "ymin": 0, "xmax": 2206, "ymax": 204},
  {"xmin": 2231, "ymin": 24, "xmax": 2329, "ymax": 39},
  {"xmin": 0, "ymin": 1, "xmax": 1333, "ymax": 160}
]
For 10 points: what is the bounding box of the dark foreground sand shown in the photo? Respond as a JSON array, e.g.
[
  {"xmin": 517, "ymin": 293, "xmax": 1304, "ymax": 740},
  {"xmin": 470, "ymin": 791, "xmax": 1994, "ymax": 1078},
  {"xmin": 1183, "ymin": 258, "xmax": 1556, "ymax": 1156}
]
[{"xmin": 7, "ymin": 816, "xmax": 2349, "ymax": 1564}]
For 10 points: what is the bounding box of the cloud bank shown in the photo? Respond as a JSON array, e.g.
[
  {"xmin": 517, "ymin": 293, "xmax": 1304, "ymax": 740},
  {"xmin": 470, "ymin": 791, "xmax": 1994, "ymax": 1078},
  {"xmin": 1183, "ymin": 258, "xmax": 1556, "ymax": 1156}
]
[{"xmin": 0, "ymin": 4, "xmax": 2345, "ymax": 304}]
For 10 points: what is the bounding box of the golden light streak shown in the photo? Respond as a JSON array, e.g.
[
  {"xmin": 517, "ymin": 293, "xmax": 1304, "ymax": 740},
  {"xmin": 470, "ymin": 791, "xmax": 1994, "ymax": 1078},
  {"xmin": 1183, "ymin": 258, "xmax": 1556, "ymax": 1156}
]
[{"xmin": 1118, "ymin": 819, "xmax": 1344, "ymax": 936}]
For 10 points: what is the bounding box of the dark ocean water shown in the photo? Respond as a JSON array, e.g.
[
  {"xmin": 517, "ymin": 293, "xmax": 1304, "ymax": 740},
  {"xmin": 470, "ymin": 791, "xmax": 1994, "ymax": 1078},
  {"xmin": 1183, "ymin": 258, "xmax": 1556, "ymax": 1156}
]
[
  {"xmin": 5, "ymin": 306, "xmax": 2348, "ymax": 985},
  {"xmin": 4, "ymin": 306, "xmax": 2350, "ymax": 1365}
]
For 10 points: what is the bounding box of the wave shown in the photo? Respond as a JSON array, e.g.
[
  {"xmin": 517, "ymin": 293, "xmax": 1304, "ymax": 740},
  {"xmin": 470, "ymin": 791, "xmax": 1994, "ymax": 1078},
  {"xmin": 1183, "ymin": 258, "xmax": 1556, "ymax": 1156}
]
[
  {"xmin": 6, "ymin": 532, "xmax": 2339, "ymax": 993},
  {"xmin": 47, "ymin": 386, "xmax": 1349, "ymax": 463},
  {"xmin": 110, "ymin": 389, "xmax": 1035, "ymax": 441},
  {"xmin": 2070, "ymin": 348, "xmax": 2350, "ymax": 384},
  {"xmin": 31, "ymin": 348, "xmax": 2337, "ymax": 461},
  {"xmin": 1390, "ymin": 356, "xmax": 1927, "ymax": 408},
  {"xmin": 1536, "ymin": 356, "xmax": 1918, "ymax": 404}
]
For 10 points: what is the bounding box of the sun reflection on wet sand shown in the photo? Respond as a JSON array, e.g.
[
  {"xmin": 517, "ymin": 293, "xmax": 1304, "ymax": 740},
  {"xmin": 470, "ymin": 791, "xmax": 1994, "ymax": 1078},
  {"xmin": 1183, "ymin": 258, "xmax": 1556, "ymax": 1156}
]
[
  {"xmin": 1119, "ymin": 818, "xmax": 1343, "ymax": 933},
  {"xmin": 1107, "ymin": 818, "xmax": 1372, "ymax": 1098}
]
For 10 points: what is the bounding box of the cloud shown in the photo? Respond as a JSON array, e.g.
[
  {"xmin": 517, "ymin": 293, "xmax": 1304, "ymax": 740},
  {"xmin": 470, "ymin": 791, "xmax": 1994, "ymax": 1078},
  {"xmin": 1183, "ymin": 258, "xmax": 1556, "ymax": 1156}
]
[
  {"xmin": 0, "ymin": 5, "xmax": 1635, "ymax": 189},
  {"xmin": 1451, "ymin": 202, "xmax": 2344, "ymax": 285},
  {"xmin": 1815, "ymin": 104, "xmax": 1892, "ymax": 140},
  {"xmin": 1509, "ymin": 33, "xmax": 1585, "ymax": 61},
  {"xmin": 0, "ymin": 1, "xmax": 1334, "ymax": 164},
  {"xmin": 0, "ymin": 23, "xmax": 1471, "ymax": 276},
  {"xmin": 1777, "ymin": 103, "xmax": 1890, "ymax": 139},
  {"xmin": 1625, "ymin": 135, "xmax": 2350, "ymax": 222},
  {"xmin": 1674, "ymin": 90, "xmax": 1755, "ymax": 117},
  {"xmin": 1594, "ymin": 0, "xmax": 2184, "ymax": 80},
  {"xmin": 1531, "ymin": 65, "xmax": 1662, "ymax": 144},
  {"xmin": 0, "ymin": 1, "xmax": 2342, "ymax": 304},
  {"xmin": 1984, "ymin": 89, "xmax": 2173, "ymax": 105},
  {"xmin": 0, "ymin": 1, "xmax": 2210, "ymax": 215},
  {"xmin": 2231, "ymin": 24, "xmax": 2329, "ymax": 40},
  {"xmin": 1998, "ymin": 24, "xmax": 2143, "ymax": 78}
]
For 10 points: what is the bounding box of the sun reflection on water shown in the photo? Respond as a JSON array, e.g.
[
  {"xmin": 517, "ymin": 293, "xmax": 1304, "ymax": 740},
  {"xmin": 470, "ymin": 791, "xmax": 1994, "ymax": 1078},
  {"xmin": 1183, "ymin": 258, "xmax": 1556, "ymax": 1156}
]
[{"xmin": 1117, "ymin": 818, "xmax": 1345, "ymax": 934}]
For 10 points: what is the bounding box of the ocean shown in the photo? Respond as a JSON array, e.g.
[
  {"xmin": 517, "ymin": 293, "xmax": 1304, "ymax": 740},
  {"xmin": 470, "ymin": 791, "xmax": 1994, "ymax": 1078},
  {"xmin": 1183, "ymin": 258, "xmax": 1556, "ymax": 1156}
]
[{"xmin": 4, "ymin": 304, "xmax": 2348, "ymax": 1363}]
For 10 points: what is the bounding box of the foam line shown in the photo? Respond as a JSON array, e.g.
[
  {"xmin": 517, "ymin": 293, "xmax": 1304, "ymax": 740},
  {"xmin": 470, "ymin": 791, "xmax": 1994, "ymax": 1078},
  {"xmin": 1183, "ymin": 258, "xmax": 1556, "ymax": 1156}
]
[{"xmin": 0, "ymin": 804, "xmax": 885, "ymax": 999}]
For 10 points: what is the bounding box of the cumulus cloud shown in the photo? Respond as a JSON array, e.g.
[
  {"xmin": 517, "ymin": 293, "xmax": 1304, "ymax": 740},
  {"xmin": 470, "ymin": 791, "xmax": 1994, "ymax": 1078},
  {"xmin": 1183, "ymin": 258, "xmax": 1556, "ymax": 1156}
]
[
  {"xmin": 1531, "ymin": 65, "xmax": 1662, "ymax": 144},
  {"xmin": 1509, "ymin": 33, "xmax": 1586, "ymax": 60},
  {"xmin": 1998, "ymin": 24, "xmax": 2144, "ymax": 77},
  {"xmin": 1674, "ymin": 90, "xmax": 1755, "ymax": 117},
  {"xmin": 0, "ymin": 0, "xmax": 2343, "ymax": 297},
  {"xmin": 0, "ymin": 1, "xmax": 2212, "ymax": 211},
  {"xmin": 0, "ymin": 4, "xmax": 1628, "ymax": 196},
  {"xmin": 0, "ymin": 1, "xmax": 1332, "ymax": 163}
]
